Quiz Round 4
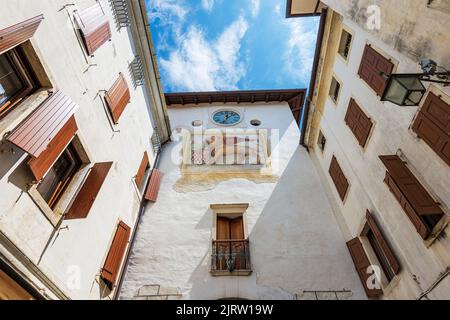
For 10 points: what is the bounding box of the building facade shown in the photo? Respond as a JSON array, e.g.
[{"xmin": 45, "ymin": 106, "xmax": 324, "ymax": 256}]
[
  {"xmin": 119, "ymin": 90, "xmax": 368, "ymax": 300},
  {"xmin": 1, "ymin": 0, "xmax": 449, "ymax": 301},
  {"xmin": 0, "ymin": 0, "xmax": 169, "ymax": 299},
  {"xmin": 287, "ymin": 0, "xmax": 450, "ymax": 299}
]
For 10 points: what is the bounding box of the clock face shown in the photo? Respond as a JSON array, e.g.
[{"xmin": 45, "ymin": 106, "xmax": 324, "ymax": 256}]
[{"xmin": 212, "ymin": 110, "xmax": 241, "ymax": 126}]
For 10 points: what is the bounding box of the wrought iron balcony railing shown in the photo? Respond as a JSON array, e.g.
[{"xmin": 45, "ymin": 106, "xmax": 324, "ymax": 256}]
[{"xmin": 211, "ymin": 239, "xmax": 251, "ymax": 274}]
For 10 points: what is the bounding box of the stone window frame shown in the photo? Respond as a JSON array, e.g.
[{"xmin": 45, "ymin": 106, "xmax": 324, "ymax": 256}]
[
  {"xmin": 209, "ymin": 203, "xmax": 252, "ymax": 277},
  {"xmin": 328, "ymin": 74, "xmax": 342, "ymax": 106},
  {"xmin": 317, "ymin": 129, "xmax": 327, "ymax": 154},
  {"xmin": 336, "ymin": 25, "xmax": 354, "ymax": 64},
  {"xmin": 357, "ymin": 216, "xmax": 401, "ymax": 296},
  {"xmin": 27, "ymin": 133, "xmax": 93, "ymax": 227}
]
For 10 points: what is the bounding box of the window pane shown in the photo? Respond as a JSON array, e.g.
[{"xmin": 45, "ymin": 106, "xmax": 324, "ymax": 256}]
[
  {"xmin": 37, "ymin": 145, "xmax": 81, "ymax": 208},
  {"xmin": 329, "ymin": 78, "xmax": 340, "ymax": 102},
  {"xmin": 338, "ymin": 30, "xmax": 352, "ymax": 59},
  {"xmin": 367, "ymin": 230, "xmax": 395, "ymax": 282},
  {"xmin": 0, "ymin": 53, "xmax": 25, "ymax": 107}
]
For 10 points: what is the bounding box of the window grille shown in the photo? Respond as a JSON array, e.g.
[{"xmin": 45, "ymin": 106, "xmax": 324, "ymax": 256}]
[
  {"xmin": 110, "ymin": 0, "xmax": 131, "ymax": 29},
  {"xmin": 129, "ymin": 55, "xmax": 145, "ymax": 88}
]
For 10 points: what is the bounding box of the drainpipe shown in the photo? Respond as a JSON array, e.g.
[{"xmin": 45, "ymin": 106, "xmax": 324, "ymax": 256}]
[
  {"xmin": 300, "ymin": 8, "xmax": 328, "ymax": 149},
  {"xmin": 113, "ymin": 147, "xmax": 163, "ymax": 300},
  {"xmin": 417, "ymin": 266, "xmax": 450, "ymax": 300}
]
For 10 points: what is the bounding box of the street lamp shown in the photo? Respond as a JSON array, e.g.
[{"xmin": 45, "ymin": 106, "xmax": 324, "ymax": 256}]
[{"xmin": 381, "ymin": 59, "xmax": 450, "ymax": 106}]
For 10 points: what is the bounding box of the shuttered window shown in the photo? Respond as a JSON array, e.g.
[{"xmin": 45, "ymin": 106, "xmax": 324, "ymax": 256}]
[
  {"xmin": 105, "ymin": 73, "xmax": 131, "ymax": 124},
  {"xmin": 28, "ymin": 116, "xmax": 78, "ymax": 181},
  {"xmin": 344, "ymin": 98, "xmax": 373, "ymax": 147},
  {"xmin": 329, "ymin": 156, "xmax": 349, "ymax": 201},
  {"xmin": 346, "ymin": 237, "xmax": 383, "ymax": 298},
  {"xmin": 358, "ymin": 45, "xmax": 394, "ymax": 96},
  {"xmin": 412, "ymin": 92, "xmax": 450, "ymax": 167},
  {"xmin": 379, "ymin": 155, "xmax": 444, "ymax": 239},
  {"xmin": 65, "ymin": 162, "xmax": 113, "ymax": 219},
  {"xmin": 144, "ymin": 169, "xmax": 163, "ymax": 202},
  {"xmin": 0, "ymin": 15, "xmax": 44, "ymax": 55},
  {"xmin": 135, "ymin": 151, "xmax": 149, "ymax": 189},
  {"xmin": 7, "ymin": 90, "xmax": 79, "ymax": 157},
  {"xmin": 100, "ymin": 221, "xmax": 131, "ymax": 289},
  {"xmin": 365, "ymin": 211, "xmax": 400, "ymax": 279},
  {"xmin": 74, "ymin": 3, "xmax": 112, "ymax": 56},
  {"xmin": 216, "ymin": 217, "xmax": 247, "ymax": 271}
]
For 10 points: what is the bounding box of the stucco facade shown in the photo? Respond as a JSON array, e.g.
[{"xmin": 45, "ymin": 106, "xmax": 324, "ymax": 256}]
[
  {"xmin": 291, "ymin": 0, "xmax": 450, "ymax": 299},
  {"xmin": 119, "ymin": 101, "xmax": 366, "ymax": 300},
  {"xmin": 1, "ymin": 0, "xmax": 449, "ymax": 301},
  {"xmin": 0, "ymin": 0, "xmax": 168, "ymax": 299}
]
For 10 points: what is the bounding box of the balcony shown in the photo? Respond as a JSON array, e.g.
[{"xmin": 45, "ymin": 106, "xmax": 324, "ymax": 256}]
[{"xmin": 211, "ymin": 239, "xmax": 252, "ymax": 276}]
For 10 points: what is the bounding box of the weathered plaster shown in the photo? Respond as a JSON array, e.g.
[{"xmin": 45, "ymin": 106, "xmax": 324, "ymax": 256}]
[
  {"xmin": 119, "ymin": 103, "xmax": 366, "ymax": 300},
  {"xmin": 321, "ymin": 0, "xmax": 450, "ymax": 66},
  {"xmin": 0, "ymin": 0, "xmax": 160, "ymax": 299},
  {"xmin": 304, "ymin": 2, "xmax": 450, "ymax": 299}
]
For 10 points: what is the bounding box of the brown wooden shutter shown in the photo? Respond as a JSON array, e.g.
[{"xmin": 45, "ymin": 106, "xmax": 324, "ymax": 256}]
[
  {"xmin": 230, "ymin": 217, "xmax": 244, "ymax": 240},
  {"xmin": 100, "ymin": 221, "xmax": 131, "ymax": 289},
  {"xmin": 65, "ymin": 162, "xmax": 113, "ymax": 219},
  {"xmin": 216, "ymin": 217, "xmax": 231, "ymax": 271},
  {"xmin": 379, "ymin": 156, "xmax": 443, "ymax": 215},
  {"xmin": 358, "ymin": 45, "xmax": 394, "ymax": 96},
  {"xmin": 383, "ymin": 172, "xmax": 430, "ymax": 239},
  {"xmin": 74, "ymin": 3, "xmax": 111, "ymax": 56},
  {"xmin": 0, "ymin": 15, "xmax": 44, "ymax": 55},
  {"xmin": 328, "ymin": 156, "xmax": 349, "ymax": 201},
  {"xmin": 217, "ymin": 217, "xmax": 231, "ymax": 240},
  {"xmin": 144, "ymin": 169, "xmax": 163, "ymax": 202},
  {"xmin": 7, "ymin": 90, "xmax": 79, "ymax": 158},
  {"xmin": 27, "ymin": 116, "xmax": 78, "ymax": 181},
  {"xmin": 105, "ymin": 73, "xmax": 131, "ymax": 124},
  {"xmin": 412, "ymin": 92, "xmax": 450, "ymax": 166},
  {"xmin": 379, "ymin": 155, "xmax": 443, "ymax": 239},
  {"xmin": 344, "ymin": 99, "xmax": 373, "ymax": 147},
  {"xmin": 135, "ymin": 151, "xmax": 149, "ymax": 188},
  {"xmin": 230, "ymin": 217, "xmax": 246, "ymax": 270},
  {"xmin": 346, "ymin": 237, "xmax": 383, "ymax": 298},
  {"xmin": 366, "ymin": 211, "xmax": 400, "ymax": 275}
]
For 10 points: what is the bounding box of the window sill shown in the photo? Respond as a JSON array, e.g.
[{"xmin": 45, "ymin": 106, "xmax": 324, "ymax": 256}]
[
  {"xmin": 28, "ymin": 186, "xmax": 61, "ymax": 227},
  {"xmin": 336, "ymin": 53, "xmax": 350, "ymax": 65},
  {"xmin": 210, "ymin": 270, "xmax": 252, "ymax": 277},
  {"xmin": 425, "ymin": 215, "xmax": 450, "ymax": 248},
  {"xmin": 381, "ymin": 274, "xmax": 401, "ymax": 296},
  {"xmin": 27, "ymin": 164, "xmax": 91, "ymax": 227},
  {"xmin": 327, "ymin": 96, "xmax": 339, "ymax": 107},
  {"xmin": 0, "ymin": 90, "xmax": 51, "ymax": 139}
]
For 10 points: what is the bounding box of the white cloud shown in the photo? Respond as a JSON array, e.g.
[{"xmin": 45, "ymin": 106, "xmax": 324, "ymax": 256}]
[
  {"xmin": 160, "ymin": 16, "xmax": 249, "ymax": 91},
  {"xmin": 275, "ymin": 3, "xmax": 281, "ymax": 15},
  {"xmin": 148, "ymin": 0, "xmax": 187, "ymax": 22},
  {"xmin": 250, "ymin": 0, "xmax": 261, "ymax": 18},
  {"xmin": 202, "ymin": 0, "xmax": 215, "ymax": 12},
  {"xmin": 148, "ymin": 0, "xmax": 188, "ymax": 51},
  {"xmin": 283, "ymin": 19, "xmax": 318, "ymax": 86}
]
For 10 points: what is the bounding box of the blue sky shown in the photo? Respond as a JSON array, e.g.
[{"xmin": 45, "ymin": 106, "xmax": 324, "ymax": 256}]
[{"xmin": 146, "ymin": 0, "xmax": 319, "ymax": 93}]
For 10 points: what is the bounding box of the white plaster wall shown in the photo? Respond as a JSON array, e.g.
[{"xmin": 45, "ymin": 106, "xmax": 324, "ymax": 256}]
[
  {"xmin": 311, "ymin": 16, "xmax": 450, "ymax": 299},
  {"xmin": 0, "ymin": 0, "xmax": 157, "ymax": 299},
  {"xmin": 120, "ymin": 102, "xmax": 366, "ymax": 300},
  {"xmin": 321, "ymin": 0, "xmax": 450, "ymax": 66}
]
